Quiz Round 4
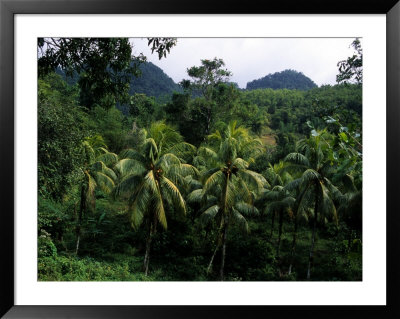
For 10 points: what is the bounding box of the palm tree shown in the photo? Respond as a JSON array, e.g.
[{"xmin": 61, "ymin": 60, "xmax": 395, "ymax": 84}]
[
  {"xmin": 114, "ymin": 122, "xmax": 197, "ymax": 275},
  {"xmin": 188, "ymin": 121, "xmax": 266, "ymax": 280},
  {"xmin": 75, "ymin": 135, "xmax": 118, "ymax": 255},
  {"xmin": 259, "ymin": 185, "xmax": 295, "ymax": 258},
  {"xmin": 261, "ymin": 161, "xmax": 292, "ymax": 241},
  {"xmin": 284, "ymin": 130, "xmax": 338, "ymax": 279}
]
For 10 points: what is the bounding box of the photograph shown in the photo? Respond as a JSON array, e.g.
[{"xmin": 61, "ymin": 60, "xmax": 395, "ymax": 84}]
[{"xmin": 37, "ymin": 37, "xmax": 363, "ymax": 282}]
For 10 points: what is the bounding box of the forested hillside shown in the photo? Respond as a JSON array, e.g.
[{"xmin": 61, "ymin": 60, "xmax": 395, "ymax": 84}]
[
  {"xmin": 246, "ymin": 69, "xmax": 317, "ymax": 91},
  {"xmin": 37, "ymin": 38, "xmax": 362, "ymax": 282},
  {"xmin": 57, "ymin": 61, "xmax": 181, "ymax": 101},
  {"xmin": 128, "ymin": 61, "xmax": 182, "ymax": 99}
]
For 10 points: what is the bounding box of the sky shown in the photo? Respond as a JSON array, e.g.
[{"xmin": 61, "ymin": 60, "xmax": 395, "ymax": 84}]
[{"xmin": 130, "ymin": 38, "xmax": 358, "ymax": 89}]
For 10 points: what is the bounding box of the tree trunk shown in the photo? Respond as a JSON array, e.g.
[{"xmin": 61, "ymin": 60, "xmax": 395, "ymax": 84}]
[
  {"xmin": 277, "ymin": 209, "xmax": 284, "ymax": 257},
  {"xmin": 205, "ymin": 107, "xmax": 212, "ymax": 136},
  {"xmin": 207, "ymin": 243, "xmax": 219, "ymax": 274},
  {"xmin": 289, "ymin": 187, "xmax": 307, "ymax": 275},
  {"xmin": 143, "ymin": 222, "xmax": 154, "ymax": 276},
  {"xmin": 219, "ymin": 223, "xmax": 228, "ymax": 281},
  {"xmin": 347, "ymin": 229, "xmax": 353, "ymax": 252},
  {"xmin": 269, "ymin": 212, "xmax": 275, "ymax": 240},
  {"xmin": 288, "ymin": 216, "xmax": 298, "ymax": 275},
  {"xmin": 75, "ymin": 185, "xmax": 86, "ymax": 256},
  {"xmin": 307, "ymin": 191, "xmax": 319, "ymax": 280}
]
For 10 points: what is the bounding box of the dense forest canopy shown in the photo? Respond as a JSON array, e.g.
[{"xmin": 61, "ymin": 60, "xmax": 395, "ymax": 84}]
[
  {"xmin": 246, "ymin": 69, "xmax": 317, "ymax": 91},
  {"xmin": 38, "ymin": 38, "xmax": 362, "ymax": 282}
]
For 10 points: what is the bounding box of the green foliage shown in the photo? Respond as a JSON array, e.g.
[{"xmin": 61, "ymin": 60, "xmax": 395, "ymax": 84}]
[
  {"xmin": 38, "ymin": 73, "xmax": 88, "ymax": 200},
  {"xmin": 128, "ymin": 62, "xmax": 182, "ymax": 99},
  {"xmin": 246, "ymin": 69, "xmax": 317, "ymax": 90},
  {"xmin": 39, "ymin": 37, "xmax": 177, "ymax": 109},
  {"xmin": 38, "ymin": 255, "xmax": 153, "ymax": 281},
  {"xmin": 38, "ymin": 230, "xmax": 58, "ymax": 258},
  {"xmin": 337, "ymin": 39, "xmax": 363, "ymax": 85},
  {"xmin": 37, "ymin": 43, "xmax": 362, "ymax": 282},
  {"xmin": 88, "ymin": 107, "xmax": 128, "ymax": 154}
]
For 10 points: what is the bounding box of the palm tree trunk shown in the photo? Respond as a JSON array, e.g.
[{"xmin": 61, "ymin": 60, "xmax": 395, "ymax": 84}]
[
  {"xmin": 289, "ymin": 187, "xmax": 307, "ymax": 275},
  {"xmin": 347, "ymin": 229, "xmax": 353, "ymax": 252},
  {"xmin": 207, "ymin": 220, "xmax": 224, "ymax": 274},
  {"xmin": 277, "ymin": 209, "xmax": 284, "ymax": 257},
  {"xmin": 288, "ymin": 216, "xmax": 298, "ymax": 275},
  {"xmin": 207, "ymin": 243, "xmax": 219, "ymax": 274},
  {"xmin": 143, "ymin": 222, "xmax": 154, "ymax": 276},
  {"xmin": 75, "ymin": 185, "xmax": 86, "ymax": 256},
  {"xmin": 219, "ymin": 223, "xmax": 228, "ymax": 281},
  {"xmin": 307, "ymin": 191, "xmax": 319, "ymax": 280},
  {"xmin": 269, "ymin": 212, "xmax": 275, "ymax": 240}
]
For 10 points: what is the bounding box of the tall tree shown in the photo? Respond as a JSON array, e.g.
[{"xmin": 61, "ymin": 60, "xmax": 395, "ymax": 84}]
[
  {"xmin": 180, "ymin": 58, "xmax": 232, "ymax": 135},
  {"xmin": 189, "ymin": 122, "xmax": 266, "ymax": 280},
  {"xmin": 75, "ymin": 135, "xmax": 119, "ymax": 255},
  {"xmin": 114, "ymin": 122, "xmax": 197, "ymax": 275},
  {"xmin": 284, "ymin": 130, "xmax": 339, "ymax": 279},
  {"xmin": 260, "ymin": 186, "xmax": 294, "ymax": 258}
]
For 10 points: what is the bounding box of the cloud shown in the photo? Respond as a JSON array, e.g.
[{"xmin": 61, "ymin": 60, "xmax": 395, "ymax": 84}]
[{"xmin": 131, "ymin": 38, "xmax": 357, "ymax": 88}]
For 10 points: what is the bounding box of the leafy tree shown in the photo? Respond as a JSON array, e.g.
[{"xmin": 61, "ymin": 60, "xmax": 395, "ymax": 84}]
[
  {"xmin": 38, "ymin": 37, "xmax": 177, "ymax": 109},
  {"xmin": 336, "ymin": 39, "xmax": 363, "ymax": 85},
  {"xmin": 114, "ymin": 122, "xmax": 197, "ymax": 275},
  {"xmin": 129, "ymin": 93, "xmax": 157, "ymax": 128},
  {"xmin": 88, "ymin": 106, "xmax": 129, "ymax": 154},
  {"xmin": 189, "ymin": 122, "xmax": 266, "ymax": 280},
  {"xmin": 38, "ymin": 73, "xmax": 88, "ymax": 200},
  {"xmin": 180, "ymin": 58, "xmax": 232, "ymax": 135}
]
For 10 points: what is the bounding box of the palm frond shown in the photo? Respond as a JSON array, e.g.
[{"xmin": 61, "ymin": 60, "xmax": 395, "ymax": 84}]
[
  {"xmin": 160, "ymin": 176, "xmax": 186, "ymax": 215},
  {"xmin": 187, "ymin": 188, "xmax": 204, "ymax": 204},
  {"xmin": 231, "ymin": 208, "xmax": 249, "ymax": 233},
  {"xmin": 233, "ymin": 157, "xmax": 249, "ymax": 169},
  {"xmin": 114, "ymin": 173, "xmax": 144, "ymax": 198},
  {"xmin": 197, "ymin": 146, "xmax": 218, "ymax": 161},
  {"xmin": 234, "ymin": 202, "xmax": 259, "ymax": 216},
  {"xmin": 96, "ymin": 151, "xmax": 118, "ymax": 167},
  {"xmin": 154, "ymin": 191, "xmax": 168, "ymax": 229},
  {"xmin": 284, "ymin": 152, "xmax": 310, "ymax": 167},
  {"xmin": 115, "ymin": 158, "xmax": 146, "ymax": 177},
  {"xmin": 94, "ymin": 171, "xmax": 115, "ymax": 194},
  {"xmin": 199, "ymin": 205, "xmax": 220, "ymax": 226},
  {"xmin": 238, "ymin": 169, "xmax": 266, "ymax": 192},
  {"xmin": 203, "ymin": 170, "xmax": 224, "ymax": 194},
  {"xmin": 119, "ymin": 149, "xmax": 146, "ymax": 163},
  {"xmin": 301, "ymin": 169, "xmax": 321, "ymax": 185}
]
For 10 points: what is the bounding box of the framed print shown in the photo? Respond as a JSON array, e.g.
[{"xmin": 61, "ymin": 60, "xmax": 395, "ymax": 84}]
[{"xmin": 1, "ymin": 0, "xmax": 399, "ymax": 318}]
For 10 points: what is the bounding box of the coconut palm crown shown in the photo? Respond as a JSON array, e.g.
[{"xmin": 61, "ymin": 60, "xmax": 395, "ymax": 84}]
[
  {"xmin": 188, "ymin": 121, "xmax": 266, "ymax": 280},
  {"xmin": 114, "ymin": 122, "xmax": 198, "ymax": 275}
]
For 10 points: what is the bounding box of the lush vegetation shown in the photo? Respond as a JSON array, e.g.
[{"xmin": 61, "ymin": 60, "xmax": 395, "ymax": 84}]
[
  {"xmin": 38, "ymin": 38, "xmax": 362, "ymax": 281},
  {"xmin": 246, "ymin": 69, "xmax": 317, "ymax": 91}
]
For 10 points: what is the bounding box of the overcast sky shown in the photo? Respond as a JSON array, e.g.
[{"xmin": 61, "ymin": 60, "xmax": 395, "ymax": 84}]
[{"xmin": 130, "ymin": 38, "xmax": 358, "ymax": 89}]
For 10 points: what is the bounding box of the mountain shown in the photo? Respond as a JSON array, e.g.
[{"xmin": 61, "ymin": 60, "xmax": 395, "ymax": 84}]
[
  {"xmin": 246, "ymin": 69, "xmax": 317, "ymax": 91},
  {"xmin": 129, "ymin": 61, "xmax": 182, "ymax": 99},
  {"xmin": 56, "ymin": 61, "xmax": 181, "ymax": 101}
]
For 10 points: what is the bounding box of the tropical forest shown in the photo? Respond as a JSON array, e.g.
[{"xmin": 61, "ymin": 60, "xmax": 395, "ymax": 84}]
[{"xmin": 38, "ymin": 38, "xmax": 362, "ymax": 281}]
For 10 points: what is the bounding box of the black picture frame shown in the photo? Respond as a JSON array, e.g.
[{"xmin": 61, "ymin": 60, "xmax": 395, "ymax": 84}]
[{"xmin": 1, "ymin": 0, "xmax": 399, "ymax": 318}]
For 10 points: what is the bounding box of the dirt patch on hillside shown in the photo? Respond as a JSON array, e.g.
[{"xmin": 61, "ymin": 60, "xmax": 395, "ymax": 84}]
[{"xmin": 260, "ymin": 134, "xmax": 277, "ymax": 146}]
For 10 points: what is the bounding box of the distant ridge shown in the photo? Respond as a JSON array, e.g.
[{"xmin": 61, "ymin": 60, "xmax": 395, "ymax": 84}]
[
  {"xmin": 246, "ymin": 69, "xmax": 317, "ymax": 91},
  {"xmin": 129, "ymin": 61, "xmax": 182, "ymax": 98},
  {"xmin": 56, "ymin": 61, "xmax": 182, "ymax": 100}
]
